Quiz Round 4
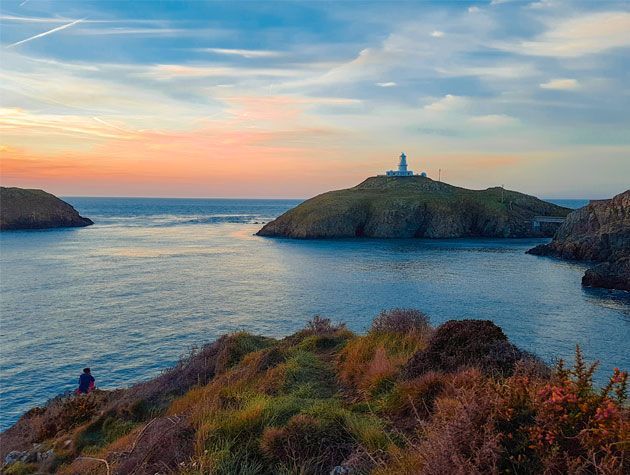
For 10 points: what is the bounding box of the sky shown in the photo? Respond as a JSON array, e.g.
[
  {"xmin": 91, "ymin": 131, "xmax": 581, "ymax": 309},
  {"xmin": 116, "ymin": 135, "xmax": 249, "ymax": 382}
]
[{"xmin": 0, "ymin": 0, "xmax": 629, "ymax": 199}]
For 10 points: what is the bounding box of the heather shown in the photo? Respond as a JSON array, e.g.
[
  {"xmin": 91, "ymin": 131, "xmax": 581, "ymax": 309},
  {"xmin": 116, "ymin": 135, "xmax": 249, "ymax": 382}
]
[{"xmin": 1, "ymin": 310, "xmax": 627, "ymax": 474}]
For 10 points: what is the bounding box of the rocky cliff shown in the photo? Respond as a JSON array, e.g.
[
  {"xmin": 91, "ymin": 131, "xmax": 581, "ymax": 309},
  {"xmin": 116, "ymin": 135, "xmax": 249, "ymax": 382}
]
[
  {"xmin": 0, "ymin": 187, "xmax": 93, "ymax": 230},
  {"xmin": 528, "ymin": 190, "xmax": 630, "ymax": 291},
  {"xmin": 257, "ymin": 176, "xmax": 569, "ymax": 239}
]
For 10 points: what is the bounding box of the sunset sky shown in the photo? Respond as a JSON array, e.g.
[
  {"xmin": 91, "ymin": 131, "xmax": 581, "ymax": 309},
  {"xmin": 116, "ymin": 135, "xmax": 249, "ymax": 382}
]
[{"xmin": 1, "ymin": 0, "xmax": 629, "ymax": 198}]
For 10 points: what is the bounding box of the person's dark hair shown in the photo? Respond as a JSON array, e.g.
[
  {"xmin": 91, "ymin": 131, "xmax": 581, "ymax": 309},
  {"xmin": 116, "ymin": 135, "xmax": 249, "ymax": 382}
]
[{"xmin": 83, "ymin": 367, "xmax": 91, "ymax": 374}]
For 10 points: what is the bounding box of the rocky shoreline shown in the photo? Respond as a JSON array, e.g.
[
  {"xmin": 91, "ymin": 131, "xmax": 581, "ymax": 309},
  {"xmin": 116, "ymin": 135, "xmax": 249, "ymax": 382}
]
[
  {"xmin": 527, "ymin": 190, "xmax": 630, "ymax": 291},
  {"xmin": 0, "ymin": 187, "xmax": 93, "ymax": 231}
]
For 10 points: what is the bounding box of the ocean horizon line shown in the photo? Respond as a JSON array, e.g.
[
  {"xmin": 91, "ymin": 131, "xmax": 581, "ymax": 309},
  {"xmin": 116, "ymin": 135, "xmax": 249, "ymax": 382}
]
[{"xmin": 56, "ymin": 195, "xmax": 598, "ymax": 202}]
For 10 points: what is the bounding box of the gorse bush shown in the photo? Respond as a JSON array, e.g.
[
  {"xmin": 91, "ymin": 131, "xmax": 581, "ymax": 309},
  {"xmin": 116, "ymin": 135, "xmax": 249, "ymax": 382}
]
[
  {"xmin": 3, "ymin": 311, "xmax": 628, "ymax": 475},
  {"xmin": 306, "ymin": 315, "xmax": 344, "ymax": 335},
  {"xmin": 403, "ymin": 319, "xmax": 530, "ymax": 379},
  {"xmin": 526, "ymin": 348, "xmax": 629, "ymax": 473},
  {"xmin": 370, "ymin": 308, "xmax": 430, "ymax": 335}
]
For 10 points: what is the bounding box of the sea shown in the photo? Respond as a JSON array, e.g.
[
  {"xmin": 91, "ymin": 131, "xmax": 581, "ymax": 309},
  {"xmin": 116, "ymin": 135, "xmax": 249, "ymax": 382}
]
[{"xmin": 0, "ymin": 197, "xmax": 628, "ymax": 430}]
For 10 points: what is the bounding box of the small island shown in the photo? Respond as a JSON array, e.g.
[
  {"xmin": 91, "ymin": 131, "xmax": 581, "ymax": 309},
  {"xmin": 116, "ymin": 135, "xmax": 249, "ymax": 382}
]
[
  {"xmin": 258, "ymin": 154, "xmax": 569, "ymax": 239},
  {"xmin": 528, "ymin": 189, "xmax": 630, "ymax": 291},
  {"xmin": 0, "ymin": 187, "xmax": 93, "ymax": 231}
]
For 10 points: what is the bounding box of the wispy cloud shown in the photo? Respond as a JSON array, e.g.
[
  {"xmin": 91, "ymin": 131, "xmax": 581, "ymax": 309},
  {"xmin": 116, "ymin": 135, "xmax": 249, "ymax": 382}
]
[
  {"xmin": 198, "ymin": 48, "xmax": 283, "ymax": 58},
  {"xmin": 0, "ymin": 107, "xmax": 131, "ymax": 140},
  {"xmin": 6, "ymin": 18, "xmax": 84, "ymax": 48},
  {"xmin": 92, "ymin": 117, "xmax": 137, "ymax": 134},
  {"xmin": 137, "ymin": 64, "xmax": 303, "ymax": 80},
  {"xmin": 527, "ymin": 0, "xmax": 557, "ymax": 9},
  {"xmin": 423, "ymin": 94, "xmax": 467, "ymax": 113},
  {"xmin": 540, "ymin": 78, "xmax": 579, "ymax": 90},
  {"xmin": 468, "ymin": 114, "xmax": 519, "ymax": 126},
  {"xmin": 1, "ymin": 14, "xmax": 74, "ymax": 23},
  {"xmin": 502, "ymin": 11, "xmax": 630, "ymax": 58},
  {"xmin": 1, "ymin": 1, "xmax": 628, "ymax": 197},
  {"xmin": 72, "ymin": 27, "xmax": 186, "ymax": 36},
  {"xmin": 435, "ymin": 64, "xmax": 537, "ymax": 79}
]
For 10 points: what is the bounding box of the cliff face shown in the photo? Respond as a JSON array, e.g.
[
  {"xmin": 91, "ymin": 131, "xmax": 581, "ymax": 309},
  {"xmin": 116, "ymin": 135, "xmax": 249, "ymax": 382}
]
[
  {"xmin": 257, "ymin": 176, "xmax": 569, "ymax": 239},
  {"xmin": 0, "ymin": 187, "xmax": 93, "ymax": 230},
  {"xmin": 528, "ymin": 190, "xmax": 630, "ymax": 291}
]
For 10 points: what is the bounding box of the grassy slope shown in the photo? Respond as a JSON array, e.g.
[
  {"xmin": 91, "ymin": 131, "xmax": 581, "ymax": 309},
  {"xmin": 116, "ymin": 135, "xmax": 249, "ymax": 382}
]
[
  {"xmin": 257, "ymin": 177, "xmax": 570, "ymax": 238},
  {"xmin": 1, "ymin": 311, "xmax": 627, "ymax": 475}
]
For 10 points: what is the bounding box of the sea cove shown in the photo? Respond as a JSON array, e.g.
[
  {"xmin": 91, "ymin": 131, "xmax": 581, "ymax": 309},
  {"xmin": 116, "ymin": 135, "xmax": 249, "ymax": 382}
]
[{"xmin": 0, "ymin": 197, "xmax": 628, "ymax": 430}]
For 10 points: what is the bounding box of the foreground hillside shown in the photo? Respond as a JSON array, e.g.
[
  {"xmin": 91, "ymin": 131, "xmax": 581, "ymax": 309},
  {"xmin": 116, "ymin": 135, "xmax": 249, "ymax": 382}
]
[
  {"xmin": 528, "ymin": 190, "xmax": 630, "ymax": 290},
  {"xmin": 1, "ymin": 310, "xmax": 628, "ymax": 475},
  {"xmin": 257, "ymin": 176, "xmax": 569, "ymax": 239},
  {"xmin": 0, "ymin": 187, "xmax": 93, "ymax": 231}
]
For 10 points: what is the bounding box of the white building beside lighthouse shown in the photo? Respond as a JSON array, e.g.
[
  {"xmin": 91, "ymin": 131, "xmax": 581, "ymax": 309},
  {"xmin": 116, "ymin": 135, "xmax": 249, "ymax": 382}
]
[{"xmin": 386, "ymin": 152, "xmax": 415, "ymax": 176}]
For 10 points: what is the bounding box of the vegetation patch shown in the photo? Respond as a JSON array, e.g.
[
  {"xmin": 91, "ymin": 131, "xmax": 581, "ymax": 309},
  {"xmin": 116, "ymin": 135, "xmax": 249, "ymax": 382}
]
[
  {"xmin": 2, "ymin": 311, "xmax": 627, "ymax": 475},
  {"xmin": 402, "ymin": 319, "xmax": 533, "ymax": 378},
  {"xmin": 215, "ymin": 332, "xmax": 276, "ymax": 374},
  {"xmin": 74, "ymin": 414, "xmax": 136, "ymax": 452}
]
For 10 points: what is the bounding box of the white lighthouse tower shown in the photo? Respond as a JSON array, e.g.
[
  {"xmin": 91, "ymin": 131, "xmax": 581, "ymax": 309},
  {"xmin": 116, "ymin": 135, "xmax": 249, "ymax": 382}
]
[{"xmin": 385, "ymin": 152, "xmax": 415, "ymax": 176}]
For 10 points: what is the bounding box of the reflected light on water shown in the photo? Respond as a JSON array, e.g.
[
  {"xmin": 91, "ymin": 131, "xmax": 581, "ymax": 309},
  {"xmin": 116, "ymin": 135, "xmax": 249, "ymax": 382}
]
[{"xmin": 0, "ymin": 197, "xmax": 628, "ymax": 430}]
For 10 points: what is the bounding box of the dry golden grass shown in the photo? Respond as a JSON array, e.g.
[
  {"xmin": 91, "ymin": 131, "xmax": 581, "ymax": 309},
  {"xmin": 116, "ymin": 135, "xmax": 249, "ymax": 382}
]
[
  {"xmin": 5, "ymin": 314, "xmax": 628, "ymax": 475},
  {"xmin": 338, "ymin": 330, "xmax": 429, "ymax": 395}
]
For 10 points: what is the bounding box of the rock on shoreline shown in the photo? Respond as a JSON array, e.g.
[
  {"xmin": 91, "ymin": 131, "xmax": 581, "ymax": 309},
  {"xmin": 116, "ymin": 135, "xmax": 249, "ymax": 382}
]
[
  {"xmin": 0, "ymin": 187, "xmax": 93, "ymax": 231},
  {"xmin": 582, "ymin": 257, "xmax": 630, "ymax": 291},
  {"xmin": 257, "ymin": 176, "xmax": 569, "ymax": 239},
  {"xmin": 528, "ymin": 190, "xmax": 630, "ymax": 291}
]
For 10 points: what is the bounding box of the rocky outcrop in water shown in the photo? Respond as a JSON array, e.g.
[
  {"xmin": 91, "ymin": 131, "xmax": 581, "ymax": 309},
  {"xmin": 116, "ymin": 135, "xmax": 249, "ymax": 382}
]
[
  {"xmin": 0, "ymin": 187, "xmax": 93, "ymax": 230},
  {"xmin": 582, "ymin": 258, "xmax": 630, "ymax": 291},
  {"xmin": 528, "ymin": 190, "xmax": 630, "ymax": 291},
  {"xmin": 257, "ymin": 176, "xmax": 569, "ymax": 239}
]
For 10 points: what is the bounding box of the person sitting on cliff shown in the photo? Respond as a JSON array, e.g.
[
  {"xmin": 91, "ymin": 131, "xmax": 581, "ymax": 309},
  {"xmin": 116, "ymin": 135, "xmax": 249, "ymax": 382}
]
[{"xmin": 76, "ymin": 367, "xmax": 95, "ymax": 395}]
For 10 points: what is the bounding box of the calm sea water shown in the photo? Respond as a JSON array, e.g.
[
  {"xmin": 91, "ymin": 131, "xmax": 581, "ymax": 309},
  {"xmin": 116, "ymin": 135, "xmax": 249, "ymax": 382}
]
[{"xmin": 1, "ymin": 197, "xmax": 628, "ymax": 430}]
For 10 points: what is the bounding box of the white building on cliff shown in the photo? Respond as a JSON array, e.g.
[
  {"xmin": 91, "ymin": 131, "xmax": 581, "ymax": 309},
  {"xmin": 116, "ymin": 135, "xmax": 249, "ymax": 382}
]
[
  {"xmin": 385, "ymin": 152, "xmax": 427, "ymax": 177},
  {"xmin": 386, "ymin": 152, "xmax": 413, "ymax": 176}
]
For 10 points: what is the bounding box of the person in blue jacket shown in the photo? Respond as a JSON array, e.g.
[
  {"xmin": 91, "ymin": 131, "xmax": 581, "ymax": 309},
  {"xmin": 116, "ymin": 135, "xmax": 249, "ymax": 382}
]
[{"xmin": 77, "ymin": 367, "xmax": 95, "ymax": 394}]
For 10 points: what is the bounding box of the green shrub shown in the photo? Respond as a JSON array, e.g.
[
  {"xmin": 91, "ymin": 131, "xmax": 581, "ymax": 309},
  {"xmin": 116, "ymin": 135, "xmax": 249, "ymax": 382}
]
[
  {"xmin": 75, "ymin": 415, "xmax": 136, "ymax": 452},
  {"xmin": 282, "ymin": 350, "xmax": 337, "ymax": 398},
  {"xmin": 201, "ymin": 436, "xmax": 266, "ymax": 475},
  {"xmin": 215, "ymin": 333, "xmax": 275, "ymax": 374},
  {"xmin": 378, "ymin": 371, "xmax": 446, "ymax": 424},
  {"xmin": 4, "ymin": 462, "xmax": 38, "ymax": 475},
  {"xmin": 262, "ymin": 395, "xmax": 307, "ymax": 426},
  {"xmin": 297, "ymin": 334, "xmax": 349, "ymax": 352},
  {"xmin": 260, "ymin": 414, "xmax": 353, "ymax": 473}
]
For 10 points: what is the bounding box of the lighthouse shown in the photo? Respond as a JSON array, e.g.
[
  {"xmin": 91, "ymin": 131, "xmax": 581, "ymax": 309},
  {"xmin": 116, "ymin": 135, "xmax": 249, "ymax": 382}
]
[
  {"xmin": 385, "ymin": 152, "xmax": 415, "ymax": 176},
  {"xmin": 398, "ymin": 152, "xmax": 409, "ymax": 174}
]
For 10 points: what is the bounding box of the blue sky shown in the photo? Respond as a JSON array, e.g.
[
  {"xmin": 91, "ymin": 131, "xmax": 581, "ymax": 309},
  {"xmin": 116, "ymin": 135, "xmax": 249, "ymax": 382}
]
[{"xmin": 1, "ymin": 0, "xmax": 629, "ymax": 198}]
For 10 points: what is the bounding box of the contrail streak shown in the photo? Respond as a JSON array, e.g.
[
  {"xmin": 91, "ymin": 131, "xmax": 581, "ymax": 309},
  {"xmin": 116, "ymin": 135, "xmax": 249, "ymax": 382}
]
[
  {"xmin": 6, "ymin": 18, "xmax": 84, "ymax": 48},
  {"xmin": 92, "ymin": 117, "xmax": 135, "ymax": 134}
]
